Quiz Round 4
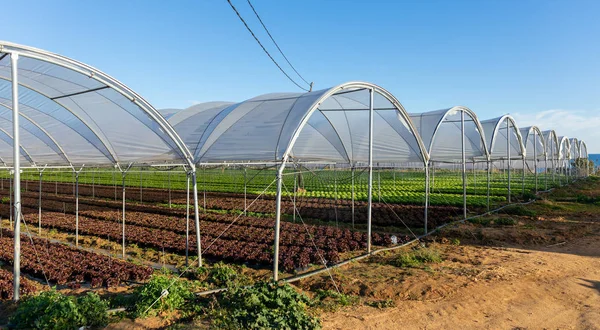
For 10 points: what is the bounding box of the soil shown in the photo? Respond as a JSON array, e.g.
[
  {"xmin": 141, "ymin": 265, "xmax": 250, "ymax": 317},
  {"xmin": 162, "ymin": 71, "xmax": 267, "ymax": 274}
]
[{"xmin": 306, "ymin": 179, "xmax": 600, "ymax": 329}]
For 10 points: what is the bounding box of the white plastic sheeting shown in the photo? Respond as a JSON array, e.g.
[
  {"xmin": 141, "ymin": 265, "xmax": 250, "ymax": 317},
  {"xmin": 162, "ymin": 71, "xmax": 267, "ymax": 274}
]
[
  {"xmin": 480, "ymin": 115, "xmax": 525, "ymax": 161},
  {"xmin": 570, "ymin": 138, "xmax": 580, "ymax": 160},
  {"xmin": 580, "ymin": 140, "xmax": 588, "ymax": 159},
  {"xmin": 409, "ymin": 107, "xmax": 488, "ymax": 162},
  {"xmin": 520, "ymin": 126, "xmax": 546, "ymax": 161},
  {"xmin": 0, "ymin": 41, "xmax": 193, "ymax": 167},
  {"xmin": 168, "ymin": 82, "xmax": 428, "ymax": 165},
  {"xmin": 558, "ymin": 136, "xmax": 570, "ymax": 161}
]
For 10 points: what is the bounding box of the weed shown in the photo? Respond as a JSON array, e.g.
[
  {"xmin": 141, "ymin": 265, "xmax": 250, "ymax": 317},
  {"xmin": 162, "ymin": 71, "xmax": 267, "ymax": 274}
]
[
  {"xmin": 392, "ymin": 247, "xmax": 443, "ymax": 268},
  {"xmin": 367, "ymin": 299, "xmax": 396, "ymax": 309},
  {"xmin": 467, "ymin": 217, "xmax": 492, "ymax": 226},
  {"xmin": 211, "ymin": 281, "xmax": 321, "ymax": 330},
  {"xmin": 314, "ymin": 289, "xmax": 359, "ymax": 312},
  {"xmin": 9, "ymin": 290, "xmax": 109, "ymax": 329},
  {"xmin": 500, "ymin": 205, "xmax": 536, "ymax": 217},
  {"xmin": 493, "ymin": 217, "xmax": 517, "ymax": 226}
]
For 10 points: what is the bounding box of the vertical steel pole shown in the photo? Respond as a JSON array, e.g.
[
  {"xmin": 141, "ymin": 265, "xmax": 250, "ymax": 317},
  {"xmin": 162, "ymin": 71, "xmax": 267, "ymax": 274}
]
[
  {"xmin": 486, "ymin": 160, "xmax": 490, "ymax": 211},
  {"xmin": 92, "ymin": 169, "xmax": 95, "ymax": 198},
  {"xmin": 351, "ymin": 166, "xmax": 355, "ymax": 229},
  {"xmin": 424, "ymin": 164, "xmax": 429, "ymax": 234},
  {"xmin": 461, "ymin": 110, "xmax": 467, "ymax": 219},
  {"xmin": 367, "ymin": 88, "xmax": 374, "ymax": 252},
  {"xmin": 168, "ymin": 170, "xmax": 172, "ymax": 208},
  {"xmin": 273, "ymin": 164, "xmax": 284, "ymax": 281},
  {"xmin": 11, "ymin": 53, "xmax": 22, "ymax": 301},
  {"xmin": 534, "ymin": 133, "xmax": 538, "ymax": 193},
  {"xmin": 507, "ymin": 120, "xmax": 511, "ymax": 203},
  {"xmin": 38, "ymin": 172, "xmax": 42, "ymax": 235},
  {"xmin": 244, "ymin": 167, "xmax": 248, "ymax": 216},
  {"xmin": 473, "ymin": 160, "xmax": 477, "ymax": 193},
  {"xmin": 203, "ymin": 166, "xmax": 206, "ymax": 213},
  {"xmin": 75, "ymin": 171, "xmax": 79, "ymax": 247},
  {"xmin": 522, "ymin": 157, "xmax": 525, "ymax": 195},
  {"xmin": 192, "ymin": 169, "xmax": 202, "ymax": 267},
  {"xmin": 185, "ymin": 172, "xmax": 190, "ymax": 267},
  {"xmin": 545, "ymin": 158, "xmax": 548, "ymax": 190},
  {"xmin": 122, "ymin": 172, "xmax": 126, "ymax": 258},
  {"xmin": 139, "ymin": 170, "xmax": 142, "ymax": 203},
  {"xmin": 9, "ymin": 171, "xmax": 12, "ymax": 226}
]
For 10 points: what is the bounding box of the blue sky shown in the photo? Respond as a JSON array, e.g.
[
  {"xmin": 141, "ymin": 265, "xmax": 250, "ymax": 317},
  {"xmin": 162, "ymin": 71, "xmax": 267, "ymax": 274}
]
[{"xmin": 3, "ymin": 0, "xmax": 600, "ymax": 151}]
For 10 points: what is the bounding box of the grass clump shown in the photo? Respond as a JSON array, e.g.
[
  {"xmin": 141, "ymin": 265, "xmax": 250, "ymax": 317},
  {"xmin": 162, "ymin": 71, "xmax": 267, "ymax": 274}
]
[
  {"xmin": 314, "ymin": 289, "xmax": 359, "ymax": 312},
  {"xmin": 493, "ymin": 217, "xmax": 517, "ymax": 226},
  {"xmin": 467, "ymin": 217, "xmax": 492, "ymax": 226},
  {"xmin": 211, "ymin": 281, "xmax": 321, "ymax": 330},
  {"xmin": 132, "ymin": 273, "xmax": 194, "ymax": 318},
  {"xmin": 392, "ymin": 247, "xmax": 443, "ymax": 268},
  {"xmin": 186, "ymin": 262, "xmax": 250, "ymax": 288},
  {"xmin": 500, "ymin": 205, "xmax": 536, "ymax": 217},
  {"xmin": 367, "ymin": 299, "xmax": 396, "ymax": 309},
  {"xmin": 10, "ymin": 290, "xmax": 108, "ymax": 330}
]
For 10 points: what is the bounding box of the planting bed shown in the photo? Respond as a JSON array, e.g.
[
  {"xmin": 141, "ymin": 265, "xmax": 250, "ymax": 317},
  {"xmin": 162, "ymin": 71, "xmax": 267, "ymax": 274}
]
[{"xmin": 0, "ymin": 229, "xmax": 153, "ymax": 295}]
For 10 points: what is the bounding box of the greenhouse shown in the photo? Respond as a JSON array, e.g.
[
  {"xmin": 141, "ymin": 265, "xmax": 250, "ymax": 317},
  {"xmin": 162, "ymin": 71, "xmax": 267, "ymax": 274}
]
[
  {"xmin": 0, "ymin": 41, "xmax": 591, "ymax": 301},
  {"xmin": 519, "ymin": 126, "xmax": 547, "ymax": 192}
]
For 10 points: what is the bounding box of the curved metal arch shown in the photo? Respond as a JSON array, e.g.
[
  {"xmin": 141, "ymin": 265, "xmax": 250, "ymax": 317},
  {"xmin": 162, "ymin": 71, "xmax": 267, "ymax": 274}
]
[
  {"xmin": 0, "ymin": 41, "xmax": 194, "ymax": 167},
  {"xmin": 569, "ymin": 138, "xmax": 580, "ymax": 159},
  {"xmin": 0, "ymin": 127, "xmax": 35, "ymax": 165},
  {"xmin": 280, "ymin": 81, "xmax": 430, "ymax": 167},
  {"xmin": 484, "ymin": 114, "xmax": 526, "ymax": 159},
  {"xmin": 426, "ymin": 106, "xmax": 490, "ymax": 162},
  {"xmin": 0, "ymin": 103, "xmax": 71, "ymax": 164},
  {"xmin": 558, "ymin": 136, "xmax": 570, "ymax": 160},
  {"xmin": 579, "ymin": 140, "xmax": 588, "ymax": 159},
  {"xmin": 543, "ymin": 130, "xmax": 559, "ymax": 160},
  {"xmin": 521, "ymin": 126, "xmax": 546, "ymax": 159},
  {"xmin": 0, "ymin": 74, "xmax": 120, "ymax": 163}
]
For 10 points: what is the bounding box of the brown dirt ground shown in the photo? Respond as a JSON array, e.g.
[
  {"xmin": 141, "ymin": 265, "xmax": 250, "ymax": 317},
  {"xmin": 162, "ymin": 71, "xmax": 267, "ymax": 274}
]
[{"xmin": 307, "ymin": 180, "xmax": 600, "ymax": 330}]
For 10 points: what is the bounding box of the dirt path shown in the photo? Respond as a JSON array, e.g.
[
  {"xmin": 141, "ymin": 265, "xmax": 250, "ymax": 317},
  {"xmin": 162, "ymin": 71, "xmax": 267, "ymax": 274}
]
[{"xmin": 322, "ymin": 235, "xmax": 600, "ymax": 329}]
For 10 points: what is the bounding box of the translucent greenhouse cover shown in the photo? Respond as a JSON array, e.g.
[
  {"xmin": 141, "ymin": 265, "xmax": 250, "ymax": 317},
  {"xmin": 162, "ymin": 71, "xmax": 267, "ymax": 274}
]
[
  {"xmin": 580, "ymin": 141, "xmax": 588, "ymax": 158},
  {"xmin": 167, "ymin": 83, "xmax": 428, "ymax": 165},
  {"xmin": 0, "ymin": 41, "xmax": 192, "ymax": 167},
  {"xmin": 409, "ymin": 107, "xmax": 488, "ymax": 162},
  {"xmin": 569, "ymin": 138, "xmax": 580, "ymax": 159},
  {"xmin": 480, "ymin": 115, "xmax": 524, "ymax": 161},
  {"xmin": 519, "ymin": 126, "xmax": 546, "ymax": 160},
  {"xmin": 543, "ymin": 130, "xmax": 559, "ymax": 161},
  {"xmin": 557, "ymin": 136, "xmax": 570, "ymax": 160}
]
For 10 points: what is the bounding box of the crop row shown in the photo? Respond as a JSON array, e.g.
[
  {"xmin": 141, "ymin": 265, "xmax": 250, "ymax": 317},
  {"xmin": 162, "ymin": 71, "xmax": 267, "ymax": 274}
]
[
  {"xmin": 0, "ymin": 229, "xmax": 153, "ymax": 289},
  {"xmin": 0, "ymin": 268, "xmax": 37, "ymax": 300}
]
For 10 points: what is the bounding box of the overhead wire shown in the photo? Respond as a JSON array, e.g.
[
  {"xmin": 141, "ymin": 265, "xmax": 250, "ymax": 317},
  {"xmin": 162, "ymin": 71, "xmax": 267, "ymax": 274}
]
[
  {"xmin": 246, "ymin": 0, "xmax": 312, "ymax": 87},
  {"xmin": 225, "ymin": 0, "xmax": 310, "ymax": 92}
]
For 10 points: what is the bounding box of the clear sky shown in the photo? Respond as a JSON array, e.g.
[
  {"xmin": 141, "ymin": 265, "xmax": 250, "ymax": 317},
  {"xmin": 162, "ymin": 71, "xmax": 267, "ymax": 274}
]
[{"xmin": 3, "ymin": 0, "xmax": 599, "ymax": 151}]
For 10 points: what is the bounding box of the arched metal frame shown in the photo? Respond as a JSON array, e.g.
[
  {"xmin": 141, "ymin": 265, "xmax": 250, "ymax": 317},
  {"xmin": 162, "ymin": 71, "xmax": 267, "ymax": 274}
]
[
  {"xmin": 422, "ymin": 106, "xmax": 490, "ymax": 161},
  {"xmin": 416, "ymin": 106, "xmax": 490, "ymax": 219},
  {"xmin": 483, "ymin": 115, "xmax": 526, "ymax": 159},
  {"xmin": 1, "ymin": 41, "xmax": 202, "ymax": 301},
  {"xmin": 0, "ymin": 41, "xmax": 195, "ymax": 166},
  {"xmin": 272, "ymin": 81, "xmax": 429, "ymax": 281},
  {"xmin": 520, "ymin": 126, "xmax": 547, "ymax": 191}
]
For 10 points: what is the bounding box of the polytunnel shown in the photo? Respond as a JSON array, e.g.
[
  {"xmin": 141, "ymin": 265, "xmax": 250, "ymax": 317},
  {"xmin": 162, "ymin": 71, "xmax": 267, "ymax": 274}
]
[
  {"xmin": 409, "ymin": 107, "xmax": 489, "ymax": 219},
  {"xmin": 543, "ymin": 130, "xmax": 560, "ymax": 183},
  {"xmin": 579, "ymin": 140, "xmax": 590, "ymax": 176},
  {"xmin": 570, "ymin": 138, "xmax": 580, "ymax": 179},
  {"xmin": 480, "ymin": 115, "xmax": 525, "ymax": 202},
  {"xmin": 519, "ymin": 126, "xmax": 547, "ymax": 191},
  {"xmin": 0, "ymin": 41, "xmax": 201, "ymax": 301},
  {"xmin": 168, "ymin": 81, "xmax": 429, "ymax": 280},
  {"xmin": 168, "ymin": 84, "xmax": 428, "ymax": 164},
  {"xmin": 558, "ymin": 136, "xmax": 571, "ymax": 182}
]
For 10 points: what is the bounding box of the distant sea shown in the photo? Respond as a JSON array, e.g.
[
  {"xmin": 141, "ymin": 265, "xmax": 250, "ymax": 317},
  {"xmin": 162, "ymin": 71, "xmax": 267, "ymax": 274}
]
[{"xmin": 589, "ymin": 154, "xmax": 600, "ymax": 167}]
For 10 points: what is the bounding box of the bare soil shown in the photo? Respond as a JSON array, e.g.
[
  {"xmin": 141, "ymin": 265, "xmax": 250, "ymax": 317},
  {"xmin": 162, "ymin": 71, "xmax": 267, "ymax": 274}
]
[{"xmin": 307, "ymin": 179, "xmax": 600, "ymax": 330}]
